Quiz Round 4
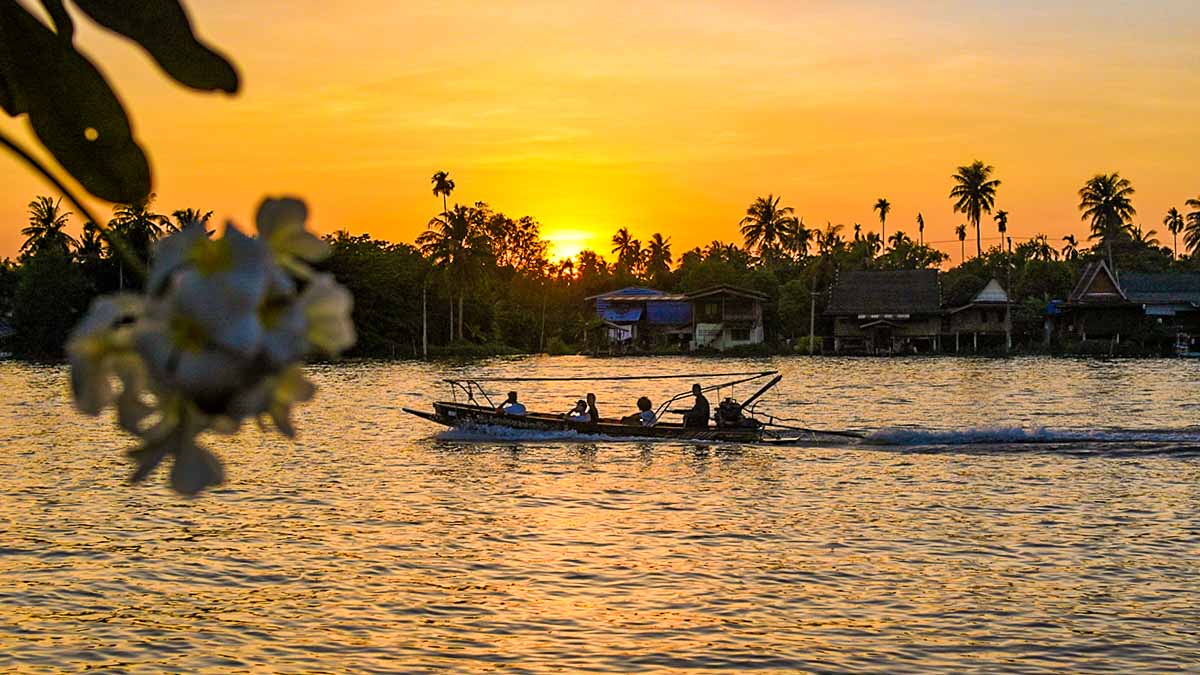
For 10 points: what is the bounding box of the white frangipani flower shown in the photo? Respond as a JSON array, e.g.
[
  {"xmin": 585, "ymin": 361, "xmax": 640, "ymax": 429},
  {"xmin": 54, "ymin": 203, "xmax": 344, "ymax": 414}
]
[
  {"xmin": 68, "ymin": 195, "xmax": 355, "ymax": 495},
  {"xmin": 256, "ymin": 197, "xmax": 329, "ymax": 277}
]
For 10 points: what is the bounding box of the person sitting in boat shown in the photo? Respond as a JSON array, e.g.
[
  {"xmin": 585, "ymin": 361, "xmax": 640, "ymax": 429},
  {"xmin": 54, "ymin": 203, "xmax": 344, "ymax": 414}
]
[
  {"xmin": 681, "ymin": 384, "xmax": 710, "ymax": 429},
  {"xmin": 586, "ymin": 392, "xmax": 600, "ymax": 424},
  {"xmin": 621, "ymin": 396, "xmax": 657, "ymax": 426},
  {"xmin": 564, "ymin": 399, "xmax": 590, "ymax": 423},
  {"xmin": 496, "ymin": 391, "xmax": 527, "ymax": 416}
]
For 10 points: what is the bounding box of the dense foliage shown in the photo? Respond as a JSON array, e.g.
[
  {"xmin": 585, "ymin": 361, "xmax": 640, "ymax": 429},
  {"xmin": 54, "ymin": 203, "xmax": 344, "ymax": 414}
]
[{"xmin": 5, "ymin": 177, "xmax": 1198, "ymax": 359}]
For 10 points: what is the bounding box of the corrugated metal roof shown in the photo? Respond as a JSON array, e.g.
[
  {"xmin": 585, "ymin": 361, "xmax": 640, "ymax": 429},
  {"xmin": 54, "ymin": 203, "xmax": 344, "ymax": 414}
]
[
  {"xmin": 645, "ymin": 301, "xmax": 692, "ymax": 325},
  {"xmin": 972, "ymin": 279, "xmax": 1009, "ymax": 303},
  {"xmin": 827, "ymin": 270, "xmax": 941, "ymax": 315},
  {"xmin": 1121, "ymin": 273, "xmax": 1200, "ymax": 305}
]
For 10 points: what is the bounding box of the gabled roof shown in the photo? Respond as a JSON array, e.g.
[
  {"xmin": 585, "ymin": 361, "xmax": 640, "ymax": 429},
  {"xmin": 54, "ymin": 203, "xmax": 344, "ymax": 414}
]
[
  {"xmin": 1068, "ymin": 261, "xmax": 1126, "ymax": 304},
  {"xmin": 826, "ymin": 270, "xmax": 941, "ymax": 316},
  {"xmin": 685, "ymin": 285, "xmax": 768, "ymax": 302},
  {"xmin": 972, "ymin": 278, "xmax": 1009, "ymax": 304},
  {"xmin": 1120, "ymin": 273, "xmax": 1200, "ymax": 306},
  {"xmin": 585, "ymin": 286, "xmax": 668, "ymax": 301}
]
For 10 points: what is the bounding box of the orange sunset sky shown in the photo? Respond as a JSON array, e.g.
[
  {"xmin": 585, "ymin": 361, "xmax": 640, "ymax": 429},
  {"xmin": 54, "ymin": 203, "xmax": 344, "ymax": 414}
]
[{"xmin": 0, "ymin": 0, "xmax": 1197, "ymax": 261}]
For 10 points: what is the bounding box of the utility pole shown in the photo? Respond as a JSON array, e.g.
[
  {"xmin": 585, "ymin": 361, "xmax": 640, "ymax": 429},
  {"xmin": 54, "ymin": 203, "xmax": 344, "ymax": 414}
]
[
  {"xmin": 809, "ymin": 289, "xmax": 818, "ymax": 355},
  {"xmin": 421, "ymin": 285, "xmax": 428, "ymax": 358}
]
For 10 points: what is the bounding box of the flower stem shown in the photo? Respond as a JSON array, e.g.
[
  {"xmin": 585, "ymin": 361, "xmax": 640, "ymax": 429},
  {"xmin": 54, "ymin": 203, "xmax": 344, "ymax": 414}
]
[{"xmin": 0, "ymin": 129, "xmax": 147, "ymax": 281}]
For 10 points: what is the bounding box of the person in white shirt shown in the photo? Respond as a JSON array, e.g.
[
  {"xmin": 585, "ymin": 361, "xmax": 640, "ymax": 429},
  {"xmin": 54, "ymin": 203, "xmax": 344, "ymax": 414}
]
[
  {"xmin": 564, "ymin": 399, "xmax": 590, "ymax": 423},
  {"xmin": 496, "ymin": 391, "xmax": 527, "ymax": 416},
  {"xmin": 622, "ymin": 396, "xmax": 656, "ymax": 426}
]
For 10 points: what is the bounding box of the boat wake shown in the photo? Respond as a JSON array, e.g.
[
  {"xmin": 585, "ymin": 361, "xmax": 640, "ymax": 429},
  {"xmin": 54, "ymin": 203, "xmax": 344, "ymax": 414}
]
[
  {"xmin": 864, "ymin": 425, "xmax": 1200, "ymax": 456},
  {"xmin": 433, "ymin": 422, "xmax": 1200, "ymax": 457}
]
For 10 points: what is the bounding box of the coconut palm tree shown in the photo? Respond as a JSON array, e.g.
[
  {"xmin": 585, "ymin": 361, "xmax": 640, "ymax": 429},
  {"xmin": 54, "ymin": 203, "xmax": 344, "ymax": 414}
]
[
  {"xmin": 955, "ymin": 224, "xmax": 967, "ymax": 263},
  {"xmin": 1078, "ymin": 173, "xmax": 1136, "ymax": 272},
  {"xmin": 888, "ymin": 230, "xmax": 911, "ymax": 250},
  {"xmin": 1185, "ymin": 197, "xmax": 1200, "ymax": 256},
  {"xmin": 852, "ymin": 223, "xmax": 862, "ymax": 241},
  {"xmin": 816, "ymin": 222, "xmax": 845, "ymax": 256},
  {"xmin": 110, "ymin": 194, "xmax": 170, "ymax": 264},
  {"xmin": 645, "ymin": 233, "xmax": 672, "ymax": 283},
  {"xmin": 1028, "ymin": 234, "xmax": 1056, "ymax": 261},
  {"xmin": 20, "ymin": 196, "xmax": 77, "ymax": 257},
  {"xmin": 916, "ymin": 213, "xmax": 924, "ymax": 246},
  {"xmin": 418, "ymin": 204, "xmax": 490, "ymax": 341},
  {"xmin": 949, "ymin": 160, "xmax": 1001, "ymax": 258},
  {"xmin": 873, "ymin": 198, "xmax": 890, "ymax": 248},
  {"xmin": 172, "ymin": 208, "xmax": 213, "ymax": 234},
  {"xmin": 611, "ymin": 227, "xmax": 642, "ymax": 273},
  {"xmin": 994, "ymin": 210, "xmax": 1009, "ymax": 253},
  {"xmin": 1061, "ymin": 234, "xmax": 1080, "ymax": 261},
  {"xmin": 1164, "ymin": 207, "xmax": 1184, "ymax": 260},
  {"xmin": 1128, "ymin": 224, "xmax": 1159, "ymax": 247},
  {"xmin": 431, "ymin": 171, "xmax": 455, "ymax": 215},
  {"xmin": 76, "ymin": 221, "xmax": 105, "ymax": 260},
  {"xmin": 740, "ymin": 194, "xmax": 799, "ymax": 256},
  {"xmin": 779, "ymin": 218, "xmax": 812, "ymax": 259}
]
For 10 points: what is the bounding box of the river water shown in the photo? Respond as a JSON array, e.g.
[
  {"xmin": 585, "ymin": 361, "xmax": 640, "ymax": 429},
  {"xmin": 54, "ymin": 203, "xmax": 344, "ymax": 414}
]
[{"xmin": 1, "ymin": 356, "xmax": 1198, "ymax": 673}]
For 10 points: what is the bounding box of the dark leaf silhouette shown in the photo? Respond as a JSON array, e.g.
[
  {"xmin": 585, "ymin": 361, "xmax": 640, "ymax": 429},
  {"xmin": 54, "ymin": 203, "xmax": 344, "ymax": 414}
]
[
  {"xmin": 0, "ymin": 0, "xmax": 150, "ymax": 202},
  {"xmin": 71, "ymin": 0, "xmax": 239, "ymax": 93}
]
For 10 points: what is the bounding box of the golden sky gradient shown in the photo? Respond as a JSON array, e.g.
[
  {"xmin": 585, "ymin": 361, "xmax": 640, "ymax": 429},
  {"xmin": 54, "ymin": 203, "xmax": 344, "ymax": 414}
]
[{"xmin": 1, "ymin": 0, "xmax": 1197, "ymax": 261}]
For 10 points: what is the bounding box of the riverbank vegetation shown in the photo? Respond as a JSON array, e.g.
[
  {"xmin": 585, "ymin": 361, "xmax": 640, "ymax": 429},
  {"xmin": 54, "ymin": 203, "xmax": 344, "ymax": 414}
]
[{"xmin": 3, "ymin": 169, "xmax": 1200, "ymax": 359}]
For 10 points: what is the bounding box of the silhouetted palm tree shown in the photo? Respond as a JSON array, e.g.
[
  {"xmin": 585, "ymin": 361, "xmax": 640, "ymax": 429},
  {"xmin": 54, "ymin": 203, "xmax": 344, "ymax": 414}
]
[
  {"xmin": 645, "ymin": 233, "xmax": 672, "ymax": 283},
  {"xmin": 1061, "ymin": 234, "xmax": 1080, "ymax": 261},
  {"xmin": 780, "ymin": 218, "xmax": 812, "ymax": 259},
  {"xmin": 873, "ymin": 198, "xmax": 890, "ymax": 248},
  {"xmin": 950, "ymin": 161, "xmax": 1000, "ymax": 258},
  {"xmin": 110, "ymin": 194, "xmax": 170, "ymax": 265},
  {"xmin": 740, "ymin": 194, "xmax": 799, "ymax": 256},
  {"xmin": 916, "ymin": 213, "xmax": 924, "ymax": 246},
  {"xmin": 1185, "ymin": 197, "xmax": 1200, "ymax": 256},
  {"xmin": 1128, "ymin": 224, "xmax": 1159, "ymax": 248},
  {"xmin": 431, "ymin": 171, "xmax": 456, "ymax": 215},
  {"xmin": 955, "ymin": 224, "xmax": 967, "ymax": 263},
  {"xmin": 77, "ymin": 221, "xmax": 105, "ymax": 261},
  {"xmin": 172, "ymin": 208, "xmax": 214, "ymax": 234},
  {"xmin": 852, "ymin": 223, "xmax": 862, "ymax": 241},
  {"xmin": 418, "ymin": 204, "xmax": 490, "ymax": 340},
  {"xmin": 994, "ymin": 210, "xmax": 1009, "ymax": 253},
  {"xmin": 1079, "ymin": 173, "xmax": 1136, "ymax": 272},
  {"xmin": 888, "ymin": 230, "xmax": 911, "ymax": 249},
  {"xmin": 611, "ymin": 227, "xmax": 642, "ymax": 273},
  {"xmin": 1164, "ymin": 208, "xmax": 1184, "ymax": 260},
  {"xmin": 1029, "ymin": 234, "xmax": 1056, "ymax": 261},
  {"xmin": 20, "ymin": 196, "xmax": 77, "ymax": 257},
  {"xmin": 816, "ymin": 223, "xmax": 845, "ymax": 256}
]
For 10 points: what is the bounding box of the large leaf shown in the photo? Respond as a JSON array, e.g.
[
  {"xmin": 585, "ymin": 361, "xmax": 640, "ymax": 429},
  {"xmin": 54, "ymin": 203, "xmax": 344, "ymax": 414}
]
[
  {"xmin": 70, "ymin": 0, "xmax": 238, "ymax": 93},
  {"xmin": 0, "ymin": 0, "xmax": 150, "ymax": 203}
]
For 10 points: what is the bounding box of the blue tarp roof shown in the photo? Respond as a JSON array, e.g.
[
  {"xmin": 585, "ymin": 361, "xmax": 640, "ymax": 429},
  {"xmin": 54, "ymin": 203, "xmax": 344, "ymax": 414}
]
[
  {"xmin": 597, "ymin": 302, "xmax": 643, "ymax": 324},
  {"xmin": 646, "ymin": 301, "xmax": 692, "ymax": 325}
]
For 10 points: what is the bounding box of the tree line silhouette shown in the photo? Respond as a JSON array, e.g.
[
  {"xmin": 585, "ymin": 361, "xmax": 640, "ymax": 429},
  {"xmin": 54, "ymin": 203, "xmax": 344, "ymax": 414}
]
[{"xmin": 3, "ymin": 165, "xmax": 1199, "ymax": 358}]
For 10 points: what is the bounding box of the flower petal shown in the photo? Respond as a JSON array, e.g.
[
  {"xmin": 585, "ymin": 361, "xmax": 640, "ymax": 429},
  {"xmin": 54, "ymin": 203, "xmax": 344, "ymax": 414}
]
[{"xmin": 300, "ymin": 274, "xmax": 355, "ymax": 355}]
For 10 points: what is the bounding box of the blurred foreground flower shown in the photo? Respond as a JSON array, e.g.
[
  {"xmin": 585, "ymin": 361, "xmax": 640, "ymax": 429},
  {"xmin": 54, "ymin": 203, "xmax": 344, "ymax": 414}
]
[{"xmin": 67, "ymin": 197, "xmax": 354, "ymax": 494}]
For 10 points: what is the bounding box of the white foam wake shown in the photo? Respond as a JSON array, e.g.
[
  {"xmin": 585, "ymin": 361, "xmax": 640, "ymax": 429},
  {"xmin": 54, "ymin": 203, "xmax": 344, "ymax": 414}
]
[{"xmin": 866, "ymin": 426, "xmax": 1200, "ymax": 446}]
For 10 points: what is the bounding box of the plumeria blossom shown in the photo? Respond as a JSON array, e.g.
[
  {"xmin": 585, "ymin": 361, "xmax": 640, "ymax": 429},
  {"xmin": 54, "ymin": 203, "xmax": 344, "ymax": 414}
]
[{"xmin": 67, "ymin": 196, "xmax": 355, "ymax": 495}]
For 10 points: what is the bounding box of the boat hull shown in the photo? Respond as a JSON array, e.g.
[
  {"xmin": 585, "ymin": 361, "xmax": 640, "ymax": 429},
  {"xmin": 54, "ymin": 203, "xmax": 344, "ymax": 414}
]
[{"xmin": 403, "ymin": 401, "xmax": 765, "ymax": 442}]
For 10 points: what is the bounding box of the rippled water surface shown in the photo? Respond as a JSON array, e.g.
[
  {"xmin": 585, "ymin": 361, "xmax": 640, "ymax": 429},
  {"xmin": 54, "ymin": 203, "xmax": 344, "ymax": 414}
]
[{"xmin": 2, "ymin": 356, "xmax": 1199, "ymax": 672}]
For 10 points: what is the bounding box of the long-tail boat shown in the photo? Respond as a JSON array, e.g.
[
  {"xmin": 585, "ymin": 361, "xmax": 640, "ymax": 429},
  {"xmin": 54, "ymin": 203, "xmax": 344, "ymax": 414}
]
[{"xmin": 403, "ymin": 371, "xmax": 863, "ymax": 443}]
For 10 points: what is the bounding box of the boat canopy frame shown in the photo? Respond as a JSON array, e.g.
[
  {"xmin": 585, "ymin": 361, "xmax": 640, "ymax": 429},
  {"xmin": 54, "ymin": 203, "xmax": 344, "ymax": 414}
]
[{"xmin": 443, "ymin": 370, "xmax": 781, "ymax": 418}]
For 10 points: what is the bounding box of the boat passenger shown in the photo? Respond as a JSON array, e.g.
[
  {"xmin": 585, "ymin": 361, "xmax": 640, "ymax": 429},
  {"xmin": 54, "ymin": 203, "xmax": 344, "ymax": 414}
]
[
  {"xmin": 586, "ymin": 392, "xmax": 600, "ymax": 424},
  {"xmin": 681, "ymin": 384, "xmax": 710, "ymax": 429},
  {"xmin": 496, "ymin": 391, "xmax": 527, "ymax": 416},
  {"xmin": 564, "ymin": 399, "xmax": 590, "ymax": 423},
  {"xmin": 621, "ymin": 396, "xmax": 657, "ymax": 426}
]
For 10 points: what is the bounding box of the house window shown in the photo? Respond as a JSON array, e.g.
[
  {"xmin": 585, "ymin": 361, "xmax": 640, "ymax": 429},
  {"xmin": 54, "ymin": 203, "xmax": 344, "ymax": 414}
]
[
  {"xmin": 731, "ymin": 328, "xmax": 751, "ymax": 342},
  {"xmin": 700, "ymin": 301, "xmax": 722, "ymax": 322}
]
